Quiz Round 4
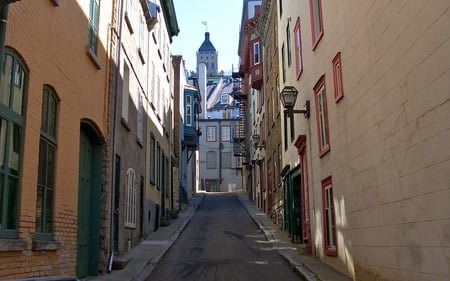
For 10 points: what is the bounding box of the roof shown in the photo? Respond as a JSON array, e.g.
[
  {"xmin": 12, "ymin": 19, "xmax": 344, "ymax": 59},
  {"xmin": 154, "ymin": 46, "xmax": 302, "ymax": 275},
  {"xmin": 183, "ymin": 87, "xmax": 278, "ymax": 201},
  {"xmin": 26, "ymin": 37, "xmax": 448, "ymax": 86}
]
[
  {"xmin": 161, "ymin": 0, "xmax": 180, "ymax": 42},
  {"xmin": 198, "ymin": 32, "xmax": 216, "ymax": 52},
  {"xmin": 206, "ymin": 77, "xmax": 235, "ymax": 110}
]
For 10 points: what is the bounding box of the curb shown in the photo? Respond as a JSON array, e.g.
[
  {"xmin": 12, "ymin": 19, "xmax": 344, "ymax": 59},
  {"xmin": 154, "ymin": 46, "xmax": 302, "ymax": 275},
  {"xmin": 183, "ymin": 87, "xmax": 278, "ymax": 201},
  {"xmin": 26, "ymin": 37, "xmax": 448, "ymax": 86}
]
[
  {"xmin": 236, "ymin": 195, "xmax": 318, "ymax": 281},
  {"xmin": 134, "ymin": 194, "xmax": 205, "ymax": 281}
]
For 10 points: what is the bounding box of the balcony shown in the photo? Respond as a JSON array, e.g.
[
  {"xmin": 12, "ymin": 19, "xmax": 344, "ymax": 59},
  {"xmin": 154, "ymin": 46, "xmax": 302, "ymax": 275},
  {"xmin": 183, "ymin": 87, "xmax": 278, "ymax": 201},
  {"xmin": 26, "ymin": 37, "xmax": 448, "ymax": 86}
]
[
  {"xmin": 183, "ymin": 125, "xmax": 200, "ymax": 150},
  {"xmin": 250, "ymin": 62, "xmax": 263, "ymax": 90}
]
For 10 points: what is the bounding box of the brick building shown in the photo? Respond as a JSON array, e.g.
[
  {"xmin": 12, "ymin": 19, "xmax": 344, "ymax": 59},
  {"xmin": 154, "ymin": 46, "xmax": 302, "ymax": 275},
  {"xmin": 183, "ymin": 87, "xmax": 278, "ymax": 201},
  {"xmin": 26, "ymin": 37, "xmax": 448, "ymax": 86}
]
[{"xmin": 0, "ymin": 1, "xmax": 112, "ymax": 278}]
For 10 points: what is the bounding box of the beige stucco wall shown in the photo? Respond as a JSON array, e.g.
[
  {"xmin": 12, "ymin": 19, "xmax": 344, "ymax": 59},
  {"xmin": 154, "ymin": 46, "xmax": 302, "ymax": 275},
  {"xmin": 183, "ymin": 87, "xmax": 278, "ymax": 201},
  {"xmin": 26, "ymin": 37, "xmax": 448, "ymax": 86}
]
[{"xmin": 279, "ymin": 0, "xmax": 450, "ymax": 280}]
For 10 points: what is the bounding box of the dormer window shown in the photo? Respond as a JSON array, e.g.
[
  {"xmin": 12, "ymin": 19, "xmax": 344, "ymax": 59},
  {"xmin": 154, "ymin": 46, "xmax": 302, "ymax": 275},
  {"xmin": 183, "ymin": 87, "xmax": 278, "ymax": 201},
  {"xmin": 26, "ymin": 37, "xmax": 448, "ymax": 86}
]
[{"xmin": 221, "ymin": 94, "xmax": 229, "ymax": 104}]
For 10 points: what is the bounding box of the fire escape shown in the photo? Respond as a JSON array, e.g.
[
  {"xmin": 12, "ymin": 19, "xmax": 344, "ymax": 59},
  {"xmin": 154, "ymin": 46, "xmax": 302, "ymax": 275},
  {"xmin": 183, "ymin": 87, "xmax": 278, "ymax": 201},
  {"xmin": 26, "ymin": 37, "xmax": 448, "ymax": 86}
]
[{"xmin": 232, "ymin": 69, "xmax": 248, "ymax": 166}]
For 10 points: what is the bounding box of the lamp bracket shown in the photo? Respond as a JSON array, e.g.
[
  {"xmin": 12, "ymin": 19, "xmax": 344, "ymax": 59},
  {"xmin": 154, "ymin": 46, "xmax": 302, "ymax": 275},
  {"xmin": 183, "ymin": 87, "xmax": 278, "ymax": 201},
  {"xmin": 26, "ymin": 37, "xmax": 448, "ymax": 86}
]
[{"xmin": 284, "ymin": 100, "xmax": 310, "ymax": 118}]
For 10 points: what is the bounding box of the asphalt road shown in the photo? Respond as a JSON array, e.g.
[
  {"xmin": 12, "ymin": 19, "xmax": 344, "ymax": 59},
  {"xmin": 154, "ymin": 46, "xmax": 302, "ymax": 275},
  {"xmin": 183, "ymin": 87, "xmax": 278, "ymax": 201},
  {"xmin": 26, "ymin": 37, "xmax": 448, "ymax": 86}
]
[{"xmin": 146, "ymin": 193, "xmax": 303, "ymax": 281}]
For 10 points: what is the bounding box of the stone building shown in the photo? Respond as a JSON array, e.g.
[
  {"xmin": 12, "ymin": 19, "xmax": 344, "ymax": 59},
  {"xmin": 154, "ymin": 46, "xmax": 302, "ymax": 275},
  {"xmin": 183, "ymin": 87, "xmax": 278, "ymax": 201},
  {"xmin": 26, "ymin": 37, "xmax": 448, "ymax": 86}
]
[
  {"xmin": 239, "ymin": 0, "xmax": 450, "ymax": 280},
  {"xmin": 257, "ymin": 0, "xmax": 284, "ymax": 229},
  {"xmin": 106, "ymin": 0, "xmax": 178, "ymax": 269}
]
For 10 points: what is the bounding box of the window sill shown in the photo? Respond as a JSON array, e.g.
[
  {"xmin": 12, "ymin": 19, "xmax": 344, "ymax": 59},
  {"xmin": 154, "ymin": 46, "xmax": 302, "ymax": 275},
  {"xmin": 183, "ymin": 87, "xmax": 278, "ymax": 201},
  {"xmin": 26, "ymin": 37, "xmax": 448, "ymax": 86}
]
[
  {"xmin": 125, "ymin": 224, "xmax": 136, "ymax": 229},
  {"xmin": 335, "ymin": 94, "xmax": 343, "ymax": 103},
  {"xmin": 121, "ymin": 117, "xmax": 131, "ymax": 131},
  {"xmin": 0, "ymin": 238, "xmax": 27, "ymax": 252},
  {"xmin": 138, "ymin": 48, "xmax": 146, "ymax": 64},
  {"xmin": 85, "ymin": 45, "xmax": 102, "ymax": 70},
  {"xmin": 319, "ymin": 145, "xmax": 330, "ymax": 158},
  {"xmin": 32, "ymin": 240, "xmax": 63, "ymax": 251},
  {"xmin": 136, "ymin": 138, "xmax": 143, "ymax": 148},
  {"xmin": 324, "ymin": 247, "xmax": 337, "ymax": 257},
  {"xmin": 312, "ymin": 31, "xmax": 324, "ymax": 51},
  {"xmin": 125, "ymin": 12, "xmax": 134, "ymax": 34}
]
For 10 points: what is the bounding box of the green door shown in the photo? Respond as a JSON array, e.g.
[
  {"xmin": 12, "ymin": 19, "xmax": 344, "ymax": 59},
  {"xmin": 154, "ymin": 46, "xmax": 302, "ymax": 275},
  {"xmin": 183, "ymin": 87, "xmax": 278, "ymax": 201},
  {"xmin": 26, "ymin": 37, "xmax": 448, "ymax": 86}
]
[{"xmin": 76, "ymin": 129, "xmax": 100, "ymax": 278}]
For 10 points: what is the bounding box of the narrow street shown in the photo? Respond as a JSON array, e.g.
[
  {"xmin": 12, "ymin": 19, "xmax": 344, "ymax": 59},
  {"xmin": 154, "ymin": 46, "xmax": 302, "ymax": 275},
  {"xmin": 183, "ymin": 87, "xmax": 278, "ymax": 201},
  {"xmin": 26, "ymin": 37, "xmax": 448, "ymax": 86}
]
[{"xmin": 146, "ymin": 193, "xmax": 303, "ymax": 281}]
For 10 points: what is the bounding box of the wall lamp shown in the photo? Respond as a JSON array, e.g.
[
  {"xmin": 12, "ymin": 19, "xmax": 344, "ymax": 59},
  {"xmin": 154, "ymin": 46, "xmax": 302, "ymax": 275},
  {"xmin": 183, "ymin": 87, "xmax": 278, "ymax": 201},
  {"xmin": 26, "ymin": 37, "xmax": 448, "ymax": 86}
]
[
  {"xmin": 280, "ymin": 86, "xmax": 310, "ymax": 118},
  {"xmin": 252, "ymin": 134, "xmax": 265, "ymax": 149}
]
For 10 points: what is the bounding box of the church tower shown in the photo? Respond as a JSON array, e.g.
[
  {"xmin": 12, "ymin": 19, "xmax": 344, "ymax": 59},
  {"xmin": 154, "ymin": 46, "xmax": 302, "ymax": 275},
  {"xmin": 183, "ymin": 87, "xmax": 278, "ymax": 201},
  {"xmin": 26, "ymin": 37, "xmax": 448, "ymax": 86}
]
[{"xmin": 197, "ymin": 32, "xmax": 218, "ymax": 76}]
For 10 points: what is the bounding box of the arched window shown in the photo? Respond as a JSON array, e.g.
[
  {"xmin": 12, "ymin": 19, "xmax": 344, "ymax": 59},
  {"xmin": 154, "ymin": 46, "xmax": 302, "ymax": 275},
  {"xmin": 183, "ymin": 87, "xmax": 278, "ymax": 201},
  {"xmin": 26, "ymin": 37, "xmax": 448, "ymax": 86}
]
[
  {"xmin": 125, "ymin": 168, "xmax": 137, "ymax": 228},
  {"xmin": 0, "ymin": 48, "xmax": 28, "ymax": 238},
  {"xmin": 35, "ymin": 85, "xmax": 58, "ymax": 240}
]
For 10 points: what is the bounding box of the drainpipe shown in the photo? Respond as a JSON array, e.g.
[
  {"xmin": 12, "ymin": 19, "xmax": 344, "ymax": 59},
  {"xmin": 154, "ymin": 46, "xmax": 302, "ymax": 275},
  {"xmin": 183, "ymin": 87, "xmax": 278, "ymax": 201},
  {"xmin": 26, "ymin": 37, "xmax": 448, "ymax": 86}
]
[
  {"xmin": 0, "ymin": 5, "xmax": 9, "ymax": 86},
  {"xmin": 108, "ymin": 0, "xmax": 124, "ymax": 273}
]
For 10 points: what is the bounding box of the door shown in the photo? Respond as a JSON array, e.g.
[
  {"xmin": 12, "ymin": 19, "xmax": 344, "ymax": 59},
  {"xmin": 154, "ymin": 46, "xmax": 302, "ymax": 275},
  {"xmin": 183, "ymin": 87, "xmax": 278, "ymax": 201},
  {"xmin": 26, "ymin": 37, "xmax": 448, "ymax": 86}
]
[{"xmin": 76, "ymin": 129, "xmax": 100, "ymax": 278}]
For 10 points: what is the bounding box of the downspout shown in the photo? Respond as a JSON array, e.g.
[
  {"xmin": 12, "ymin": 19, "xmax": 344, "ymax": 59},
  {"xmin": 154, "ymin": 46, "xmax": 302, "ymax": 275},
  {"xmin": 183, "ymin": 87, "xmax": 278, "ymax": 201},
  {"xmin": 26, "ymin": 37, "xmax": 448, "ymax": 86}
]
[
  {"xmin": 108, "ymin": 0, "xmax": 124, "ymax": 272},
  {"xmin": 0, "ymin": 5, "xmax": 9, "ymax": 86}
]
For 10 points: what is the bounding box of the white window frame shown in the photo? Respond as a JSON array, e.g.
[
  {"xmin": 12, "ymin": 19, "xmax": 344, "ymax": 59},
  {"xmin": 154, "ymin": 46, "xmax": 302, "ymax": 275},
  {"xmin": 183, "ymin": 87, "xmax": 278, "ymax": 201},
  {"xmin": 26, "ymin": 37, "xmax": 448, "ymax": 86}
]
[
  {"xmin": 253, "ymin": 42, "xmax": 260, "ymax": 65},
  {"xmin": 125, "ymin": 168, "xmax": 137, "ymax": 228},
  {"xmin": 206, "ymin": 126, "xmax": 216, "ymax": 142},
  {"xmin": 186, "ymin": 95, "xmax": 192, "ymax": 126},
  {"xmin": 221, "ymin": 126, "xmax": 231, "ymax": 142}
]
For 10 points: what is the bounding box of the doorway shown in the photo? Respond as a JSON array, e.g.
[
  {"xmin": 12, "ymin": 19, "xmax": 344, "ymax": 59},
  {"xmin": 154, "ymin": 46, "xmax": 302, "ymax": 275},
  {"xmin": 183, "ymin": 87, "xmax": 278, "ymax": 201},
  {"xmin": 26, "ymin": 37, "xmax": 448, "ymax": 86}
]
[{"xmin": 76, "ymin": 125, "xmax": 102, "ymax": 278}]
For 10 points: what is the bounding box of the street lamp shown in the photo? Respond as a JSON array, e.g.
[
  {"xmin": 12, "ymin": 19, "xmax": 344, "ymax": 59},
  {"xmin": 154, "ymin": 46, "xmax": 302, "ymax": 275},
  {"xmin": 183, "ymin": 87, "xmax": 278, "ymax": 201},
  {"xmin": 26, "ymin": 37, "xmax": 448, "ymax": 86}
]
[
  {"xmin": 252, "ymin": 134, "xmax": 265, "ymax": 149},
  {"xmin": 280, "ymin": 86, "xmax": 310, "ymax": 118}
]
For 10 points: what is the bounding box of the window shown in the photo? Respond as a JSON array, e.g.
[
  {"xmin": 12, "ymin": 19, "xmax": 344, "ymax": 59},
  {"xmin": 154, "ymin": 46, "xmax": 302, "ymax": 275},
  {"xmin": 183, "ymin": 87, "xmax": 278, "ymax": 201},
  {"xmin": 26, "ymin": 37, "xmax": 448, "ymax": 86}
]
[
  {"xmin": 294, "ymin": 17, "xmax": 303, "ymax": 79},
  {"xmin": 313, "ymin": 75, "xmax": 330, "ymax": 156},
  {"xmin": 220, "ymin": 94, "xmax": 228, "ymax": 105},
  {"xmin": 222, "ymin": 152, "xmax": 231, "ymax": 169},
  {"xmin": 206, "ymin": 126, "xmax": 216, "ymax": 142},
  {"xmin": 253, "ymin": 42, "xmax": 260, "ymax": 65},
  {"xmin": 309, "ymin": 0, "xmax": 324, "ymax": 50},
  {"xmin": 151, "ymin": 62, "xmax": 156, "ymax": 107},
  {"xmin": 138, "ymin": 11, "xmax": 146, "ymax": 63},
  {"xmin": 221, "ymin": 126, "xmax": 231, "ymax": 142},
  {"xmin": 126, "ymin": 0, "xmax": 133, "ymax": 20},
  {"xmin": 332, "ymin": 52, "xmax": 344, "ymax": 102},
  {"xmin": 150, "ymin": 135, "xmax": 155, "ymax": 184},
  {"xmin": 0, "ymin": 50, "xmax": 27, "ymax": 238},
  {"xmin": 322, "ymin": 176, "xmax": 336, "ymax": 256},
  {"xmin": 156, "ymin": 143, "xmax": 161, "ymax": 189},
  {"xmin": 35, "ymin": 86, "xmax": 58, "ymax": 240},
  {"xmin": 125, "ymin": 169, "xmax": 137, "ymax": 228},
  {"xmin": 286, "ymin": 22, "xmax": 292, "ymax": 67},
  {"xmin": 186, "ymin": 95, "xmax": 192, "ymax": 126},
  {"xmin": 137, "ymin": 89, "xmax": 143, "ymax": 143},
  {"xmin": 206, "ymin": 151, "xmax": 217, "ymax": 169},
  {"xmin": 122, "ymin": 63, "xmax": 130, "ymax": 122},
  {"xmin": 160, "ymin": 152, "xmax": 165, "ymax": 192},
  {"xmin": 234, "ymin": 125, "xmax": 240, "ymax": 139},
  {"xmin": 279, "ymin": 0, "xmax": 283, "ymax": 18},
  {"xmin": 88, "ymin": 0, "xmax": 100, "ymax": 54},
  {"xmin": 281, "ymin": 43, "xmax": 286, "ymax": 83}
]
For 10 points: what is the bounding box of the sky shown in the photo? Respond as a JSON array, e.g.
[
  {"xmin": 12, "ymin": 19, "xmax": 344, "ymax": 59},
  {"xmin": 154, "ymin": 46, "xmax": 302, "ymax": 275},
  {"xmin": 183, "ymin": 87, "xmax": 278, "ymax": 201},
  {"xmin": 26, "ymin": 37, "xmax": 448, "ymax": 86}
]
[{"xmin": 170, "ymin": 0, "xmax": 243, "ymax": 74}]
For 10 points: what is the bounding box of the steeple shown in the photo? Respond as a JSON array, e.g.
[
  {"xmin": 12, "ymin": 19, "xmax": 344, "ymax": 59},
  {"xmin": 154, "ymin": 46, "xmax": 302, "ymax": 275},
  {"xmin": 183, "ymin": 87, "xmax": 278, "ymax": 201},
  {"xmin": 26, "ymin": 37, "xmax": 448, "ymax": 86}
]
[{"xmin": 198, "ymin": 32, "xmax": 216, "ymax": 52}]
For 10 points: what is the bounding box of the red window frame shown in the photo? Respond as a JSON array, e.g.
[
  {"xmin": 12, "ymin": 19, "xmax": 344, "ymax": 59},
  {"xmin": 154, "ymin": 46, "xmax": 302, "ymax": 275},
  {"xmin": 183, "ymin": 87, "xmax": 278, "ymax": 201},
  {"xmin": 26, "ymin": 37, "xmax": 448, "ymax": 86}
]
[
  {"xmin": 321, "ymin": 176, "xmax": 337, "ymax": 256},
  {"xmin": 332, "ymin": 52, "xmax": 344, "ymax": 102},
  {"xmin": 293, "ymin": 17, "xmax": 303, "ymax": 80},
  {"xmin": 309, "ymin": 0, "xmax": 324, "ymax": 50},
  {"xmin": 313, "ymin": 75, "xmax": 330, "ymax": 157}
]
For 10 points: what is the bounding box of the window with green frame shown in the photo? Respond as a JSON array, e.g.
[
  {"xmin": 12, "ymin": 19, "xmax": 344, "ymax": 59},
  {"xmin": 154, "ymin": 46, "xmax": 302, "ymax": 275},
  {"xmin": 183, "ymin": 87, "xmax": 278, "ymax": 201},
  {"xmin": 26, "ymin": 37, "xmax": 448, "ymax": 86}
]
[
  {"xmin": 35, "ymin": 86, "xmax": 58, "ymax": 240},
  {"xmin": 0, "ymin": 49, "xmax": 27, "ymax": 238},
  {"xmin": 88, "ymin": 0, "xmax": 100, "ymax": 54}
]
